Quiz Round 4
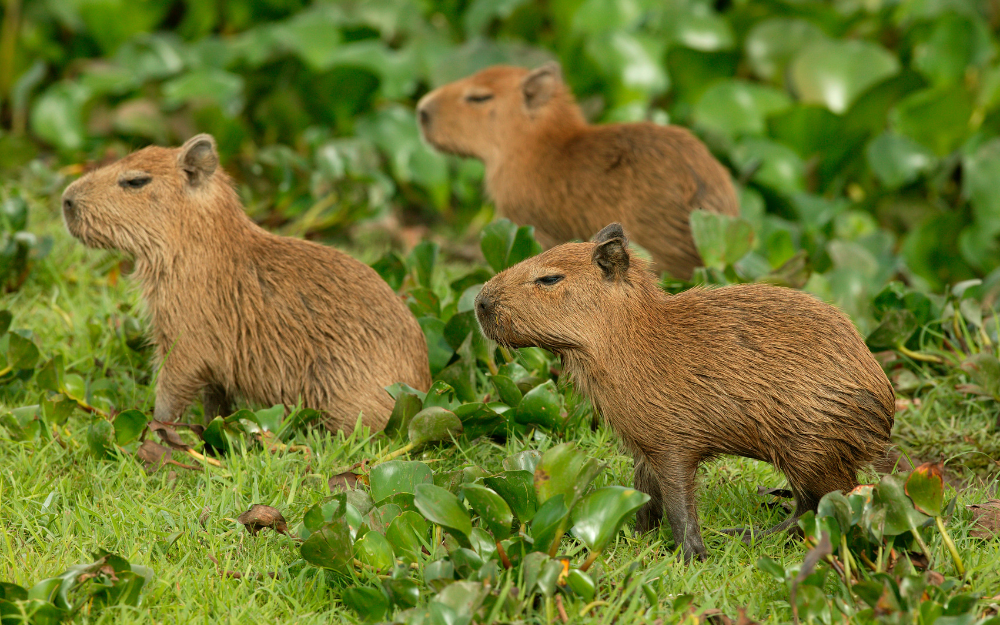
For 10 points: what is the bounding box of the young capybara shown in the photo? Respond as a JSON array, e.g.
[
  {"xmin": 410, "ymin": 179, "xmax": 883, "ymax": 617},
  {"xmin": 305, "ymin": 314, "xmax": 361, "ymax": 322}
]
[
  {"xmin": 417, "ymin": 62, "xmax": 740, "ymax": 279},
  {"xmin": 61, "ymin": 134, "xmax": 431, "ymax": 430},
  {"xmin": 474, "ymin": 223, "xmax": 894, "ymax": 560}
]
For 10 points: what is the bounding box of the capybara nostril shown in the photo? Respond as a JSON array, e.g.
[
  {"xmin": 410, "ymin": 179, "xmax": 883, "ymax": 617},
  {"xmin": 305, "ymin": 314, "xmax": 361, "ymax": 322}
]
[
  {"xmin": 475, "ymin": 292, "xmax": 493, "ymax": 319},
  {"xmin": 62, "ymin": 196, "xmax": 74, "ymax": 215},
  {"xmin": 418, "ymin": 107, "xmax": 431, "ymax": 128}
]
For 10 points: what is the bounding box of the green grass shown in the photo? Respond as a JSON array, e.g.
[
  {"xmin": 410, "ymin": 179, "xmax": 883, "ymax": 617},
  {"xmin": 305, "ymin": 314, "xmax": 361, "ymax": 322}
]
[{"xmin": 3, "ymin": 188, "xmax": 999, "ymax": 624}]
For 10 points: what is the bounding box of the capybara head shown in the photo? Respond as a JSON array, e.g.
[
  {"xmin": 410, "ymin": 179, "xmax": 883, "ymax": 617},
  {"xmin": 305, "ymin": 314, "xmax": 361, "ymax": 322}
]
[
  {"xmin": 61, "ymin": 134, "xmax": 225, "ymax": 256},
  {"xmin": 416, "ymin": 62, "xmax": 584, "ymax": 161},
  {"xmin": 475, "ymin": 223, "xmax": 648, "ymax": 351}
]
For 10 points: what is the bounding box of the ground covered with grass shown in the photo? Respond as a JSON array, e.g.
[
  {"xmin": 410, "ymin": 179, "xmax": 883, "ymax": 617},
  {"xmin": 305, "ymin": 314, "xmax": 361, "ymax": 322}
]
[{"xmin": 3, "ymin": 178, "xmax": 999, "ymax": 624}]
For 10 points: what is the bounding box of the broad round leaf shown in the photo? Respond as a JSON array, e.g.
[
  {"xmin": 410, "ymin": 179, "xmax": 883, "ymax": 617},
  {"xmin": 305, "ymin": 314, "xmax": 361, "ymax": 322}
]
[
  {"xmin": 300, "ymin": 516, "xmax": 353, "ymax": 572},
  {"xmin": 353, "ymin": 530, "xmax": 394, "ymax": 571},
  {"xmin": 370, "ymin": 461, "xmax": 433, "ymax": 504},
  {"xmin": 694, "ymin": 79, "xmax": 790, "ymax": 137},
  {"xmin": 889, "ymin": 86, "xmax": 974, "ymax": 156},
  {"xmin": 565, "ymin": 569, "xmax": 595, "ymax": 601},
  {"xmin": 481, "ymin": 219, "xmax": 518, "ymax": 273},
  {"xmin": 112, "ymin": 410, "xmax": 148, "ymax": 445},
  {"xmin": 866, "ymin": 132, "xmax": 937, "ymax": 190},
  {"xmin": 491, "ymin": 375, "xmax": 523, "ymax": 407},
  {"xmin": 534, "ymin": 442, "xmax": 603, "ymax": 509},
  {"xmin": 385, "ymin": 511, "xmax": 429, "ymax": 562},
  {"xmin": 417, "ymin": 317, "xmax": 454, "ymax": 377},
  {"xmin": 6, "ymin": 332, "xmax": 40, "ymax": 371},
  {"xmin": 529, "ymin": 494, "xmax": 569, "ymax": 554},
  {"xmin": 341, "ymin": 587, "xmax": 388, "ymax": 622},
  {"xmin": 873, "ymin": 474, "xmax": 930, "ymax": 536},
  {"xmin": 513, "ymin": 380, "xmax": 563, "ymax": 429},
  {"xmin": 790, "ymin": 39, "xmax": 899, "ymax": 114},
  {"xmin": 383, "ymin": 577, "xmax": 420, "ymax": 609},
  {"xmin": 384, "ymin": 392, "xmax": 423, "ymax": 439},
  {"xmin": 482, "ymin": 470, "xmax": 538, "ymax": 523},
  {"xmin": 865, "ymin": 308, "xmax": 918, "ymax": 350},
  {"xmin": 904, "ymin": 463, "xmax": 945, "ymax": 517},
  {"xmin": 407, "ymin": 407, "xmax": 463, "ymax": 447},
  {"xmin": 414, "ymin": 483, "xmax": 473, "ymax": 541},
  {"xmin": 87, "ymin": 419, "xmax": 116, "ymax": 459},
  {"xmin": 462, "ymin": 484, "xmax": 513, "ymax": 540},
  {"xmin": 745, "ymin": 18, "xmax": 826, "ymax": 82},
  {"xmin": 570, "ymin": 486, "xmax": 649, "ymax": 553},
  {"xmin": 62, "ymin": 374, "xmax": 87, "ymax": 402}
]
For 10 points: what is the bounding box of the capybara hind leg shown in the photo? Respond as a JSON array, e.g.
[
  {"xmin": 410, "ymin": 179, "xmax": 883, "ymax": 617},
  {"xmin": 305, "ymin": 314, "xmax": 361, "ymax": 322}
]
[
  {"xmin": 633, "ymin": 455, "xmax": 664, "ymax": 533},
  {"xmin": 153, "ymin": 366, "xmax": 201, "ymax": 423},
  {"xmin": 202, "ymin": 384, "xmax": 232, "ymax": 425},
  {"xmin": 652, "ymin": 456, "xmax": 707, "ymax": 561}
]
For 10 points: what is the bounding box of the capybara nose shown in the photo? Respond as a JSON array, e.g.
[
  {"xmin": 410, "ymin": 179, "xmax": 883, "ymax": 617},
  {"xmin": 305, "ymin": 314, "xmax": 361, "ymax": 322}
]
[
  {"xmin": 476, "ymin": 291, "xmax": 494, "ymax": 319},
  {"xmin": 416, "ymin": 96, "xmax": 435, "ymax": 129},
  {"xmin": 418, "ymin": 107, "xmax": 431, "ymax": 128},
  {"xmin": 62, "ymin": 195, "xmax": 75, "ymax": 217}
]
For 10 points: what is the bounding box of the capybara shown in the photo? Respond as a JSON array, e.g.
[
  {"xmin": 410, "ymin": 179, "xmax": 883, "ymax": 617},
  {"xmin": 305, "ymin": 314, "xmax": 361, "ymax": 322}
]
[
  {"xmin": 61, "ymin": 134, "xmax": 431, "ymax": 430},
  {"xmin": 417, "ymin": 62, "xmax": 740, "ymax": 279},
  {"xmin": 474, "ymin": 223, "xmax": 894, "ymax": 560}
]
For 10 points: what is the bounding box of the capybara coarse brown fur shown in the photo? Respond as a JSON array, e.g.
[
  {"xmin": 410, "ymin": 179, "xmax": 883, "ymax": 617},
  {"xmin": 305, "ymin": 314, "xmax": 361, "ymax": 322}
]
[
  {"xmin": 61, "ymin": 134, "xmax": 431, "ymax": 431},
  {"xmin": 475, "ymin": 223, "xmax": 894, "ymax": 560},
  {"xmin": 417, "ymin": 62, "xmax": 740, "ymax": 279}
]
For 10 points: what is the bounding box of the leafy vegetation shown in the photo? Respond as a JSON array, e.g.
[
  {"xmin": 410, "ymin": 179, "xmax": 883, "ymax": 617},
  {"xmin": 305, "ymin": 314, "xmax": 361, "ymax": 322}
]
[{"xmin": 3, "ymin": 0, "xmax": 1000, "ymax": 623}]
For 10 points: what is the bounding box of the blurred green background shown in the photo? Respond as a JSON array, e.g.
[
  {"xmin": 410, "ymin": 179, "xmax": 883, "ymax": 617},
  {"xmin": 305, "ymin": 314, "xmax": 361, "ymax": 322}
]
[{"xmin": 4, "ymin": 0, "xmax": 1000, "ymax": 331}]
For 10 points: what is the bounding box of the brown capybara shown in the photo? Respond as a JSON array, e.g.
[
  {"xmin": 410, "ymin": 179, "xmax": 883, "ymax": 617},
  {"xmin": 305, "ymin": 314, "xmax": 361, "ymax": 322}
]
[
  {"xmin": 417, "ymin": 62, "xmax": 740, "ymax": 279},
  {"xmin": 474, "ymin": 223, "xmax": 894, "ymax": 561},
  {"xmin": 61, "ymin": 134, "xmax": 431, "ymax": 430}
]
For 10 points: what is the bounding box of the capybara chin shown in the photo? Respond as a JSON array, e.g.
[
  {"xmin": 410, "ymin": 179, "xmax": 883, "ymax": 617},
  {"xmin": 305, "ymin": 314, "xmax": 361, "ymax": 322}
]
[
  {"xmin": 474, "ymin": 223, "xmax": 894, "ymax": 561},
  {"xmin": 416, "ymin": 62, "xmax": 739, "ymax": 279},
  {"xmin": 61, "ymin": 134, "xmax": 431, "ymax": 430}
]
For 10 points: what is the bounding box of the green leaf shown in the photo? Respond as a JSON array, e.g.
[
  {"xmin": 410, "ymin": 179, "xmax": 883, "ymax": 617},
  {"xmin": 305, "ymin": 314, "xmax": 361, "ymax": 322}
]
[
  {"xmin": 534, "ymin": 442, "xmax": 603, "ymax": 510},
  {"xmin": 423, "ymin": 380, "xmax": 460, "ymax": 411},
  {"xmin": 904, "ymin": 463, "xmax": 945, "ymax": 517},
  {"xmin": 432, "ymin": 580, "xmax": 489, "ymax": 625},
  {"xmin": 513, "ymin": 380, "xmax": 563, "ymax": 429},
  {"xmin": 790, "ymin": 39, "xmax": 899, "ymax": 114},
  {"xmin": 873, "ymin": 474, "xmax": 930, "ymax": 536},
  {"xmin": 890, "ymin": 86, "xmax": 974, "ymax": 156},
  {"xmin": 408, "ymin": 241, "xmax": 439, "ymax": 289},
  {"xmin": 865, "ymin": 308, "xmax": 918, "ymax": 350},
  {"xmin": 962, "ymin": 139, "xmax": 1000, "ymax": 233},
  {"xmin": 816, "ymin": 491, "xmax": 852, "ymax": 534},
  {"xmin": 0, "ymin": 311, "xmax": 11, "ymax": 334},
  {"xmin": 87, "ymin": 420, "xmax": 116, "ymax": 459},
  {"xmin": 30, "ymin": 82, "xmax": 91, "ymax": 152},
  {"xmin": 694, "ymin": 80, "xmax": 791, "ymax": 137},
  {"xmin": 418, "ymin": 317, "xmax": 454, "ymax": 377},
  {"xmin": 672, "ymin": 3, "xmax": 733, "ymax": 52},
  {"xmin": 370, "ymin": 461, "xmax": 433, "ymax": 503},
  {"xmin": 565, "ymin": 569, "xmax": 596, "ymax": 601},
  {"xmin": 507, "ymin": 225, "xmax": 543, "ymax": 268},
  {"xmin": 6, "ymin": 332, "xmax": 40, "ymax": 370},
  {"xmin": 414, "ymin": 483, "xmax": 473, "ymax": 543},
  {"xmin": 372, "ymin": 251, "xmax": 407, "ymax": 291},
  {"xmin": 384, "ymin": 392, "xmax": 423, "ymax": 439},
  {"xmin": 912, "ymin": 13, "xmax": 994, "ymax": 87},
  {"xmin": 407, "ymin": 407, "xmax": 463, "ymax": 447},
  {"xmin": 35, "ymin": 355, "xmax": 65, "ymax": 393},
  {"xmin": 385, "ymin": 511, "xmax": 429, "ymax": 563},
  {"xmin": 112, "ymin": 410, "xmax": 148, "ymax": 445},
  {"xmin": 341, "ymin": 587, "xmax": 389, "ymax": 622},
  {"xmin": 689, "ymin": 210, "xmax": 755, "ymax": 270},
  {"xmin": 756, "ymin": 557, "xmax": 787, "ymax": 582},
  {"xmin": 462, "ymin": 484, "xmax": 513, "ymax": 541},
  {"xmin": 482, "ymin": 470, "xmax": 538, "ymax": 523},
  {"xmin": 529, "ymin": 494, "xmax": 569, "ymax": 554},
  {"xmin": 162, "ymin": 69, "xmax": 245, "ymax": 116},
  {"xmin": 300, "ymin": 514, "xmax": 354, "ymax": 571},
  {"xmin": 481, "ymin": 219, "xmax": 518, "ymax": 273},
  {"xmin": 570, "ymin": 486, "xmax": 649, "ymax": 553},
  {"xmin": 353, "ymin": 530, "xmax": 394, "ymax": 571},
  {"xmin": 731, "ymin": 138, "xmax": 806, "ymax": 195},
  {"xmin": 0, "ymin": 198, "xmax": 27, "ymax": 232},
  {"xmin": 383, "ymin": 577, "xmax": 420, "ymax": 610},
  {"xmin": 866, "ymin": 132, "xmax": 937, "ymax": 190},
  {"xmin": 491, "ymin": 375, "xmax": 523, "ymax": 408},
  {"xmin": 744, "ymin": 18, "xmax": 827, "ymax": 83},
  {"xmin": 62, "ymin": 374, "xmax": 87, "ymax": 402}
]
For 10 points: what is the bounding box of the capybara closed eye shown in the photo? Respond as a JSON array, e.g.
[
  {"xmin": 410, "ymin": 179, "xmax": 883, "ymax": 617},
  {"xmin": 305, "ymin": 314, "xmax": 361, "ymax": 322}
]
[
  {"xmin": 62, "ymin": 134, "xmax": 431, "ymax": 431},
  {"xmin": 417, "ymin": 63, "xmax": 740, "ymax": 279},
  {"xmin": 475, "ymin": 223, "xmax": 894, "ymax": 561}
]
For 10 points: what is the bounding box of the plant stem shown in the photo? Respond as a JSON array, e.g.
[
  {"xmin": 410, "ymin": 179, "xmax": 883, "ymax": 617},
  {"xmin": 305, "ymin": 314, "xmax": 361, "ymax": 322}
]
[
  {"xmin": 896, "ymin": 344, "xmax": 944, "ymax": 364},
  {"xmin": 186, "ymin": 448, "xmax": 222, "ymax": 468},
  {"xmin": 496, "ymin": 541, "xmax": 512, "ymax": 569},
  {"xmin": 580, "ymin": 550, "xmax": 600, "ymax": 572},
  {"xmin": 840, "ymin": 534, "xmax": 854, "ymax": 603},
  {"xmin": 373, "ymin": 442, "xmax": 415, "ymax": 465},
  {"xmin": 907, "ymin": 520, "xmax": 933, "ymax": 565},
  {"xmin": 935, "ymin": 516, "xmax": 966, "ymax": 578}
]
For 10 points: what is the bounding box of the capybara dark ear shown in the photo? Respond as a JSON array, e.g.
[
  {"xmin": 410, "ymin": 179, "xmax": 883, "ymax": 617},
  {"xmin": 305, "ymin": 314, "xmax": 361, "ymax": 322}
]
[
  {"xmin": 592, "ymin": 223, "xmax": 626, "ymax": 244},
  {"xmin": 592, "ymin": 226, "xmax": 630, "ymax": 280},
  {"xmin": 521, "ymin": 62, "xmax": 562, "ymax": 110},
  {"xmin": 178, "ymin": 134, "xmax": 218, "ymax": 187}
]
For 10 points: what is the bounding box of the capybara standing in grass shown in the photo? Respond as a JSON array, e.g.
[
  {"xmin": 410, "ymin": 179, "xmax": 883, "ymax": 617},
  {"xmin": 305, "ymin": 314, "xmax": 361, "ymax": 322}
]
[
  {"xmin": 61, "ymin": 134, "xmax": 431, "ymax": 431},
  {"xmin": 417, "ymin": 62, "xmax": 740, "ymax": 279},
  {"xmin": 474, "ymin": 223, "xmax": 894, "ymax": 561}
]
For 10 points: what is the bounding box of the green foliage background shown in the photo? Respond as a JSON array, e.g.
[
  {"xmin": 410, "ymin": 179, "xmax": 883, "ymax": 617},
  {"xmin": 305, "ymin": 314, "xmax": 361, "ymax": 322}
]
[{"xmin": 5, "ymin": 0, "xmax": 1000, "ymax": 321}]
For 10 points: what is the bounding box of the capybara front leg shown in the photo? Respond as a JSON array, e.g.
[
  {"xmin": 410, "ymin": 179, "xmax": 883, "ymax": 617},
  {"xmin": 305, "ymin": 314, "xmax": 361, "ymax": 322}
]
[{"xmin": 634, "ymin": 454, "xmax": 664, "ymax": 533}]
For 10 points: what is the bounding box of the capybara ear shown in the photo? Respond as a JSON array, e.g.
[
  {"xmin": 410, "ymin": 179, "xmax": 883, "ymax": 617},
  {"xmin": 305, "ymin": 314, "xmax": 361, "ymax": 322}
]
[
  {"xmin": 178, "ymin": 134, "xmax": 218, "ymax": 187},
  {"xmin": 521, "ymin": 62, "xmax": 562, "ymax": 110},
  {"xmin": 592, "ymin": 224, "xmax": 630, "ymax": 280}
]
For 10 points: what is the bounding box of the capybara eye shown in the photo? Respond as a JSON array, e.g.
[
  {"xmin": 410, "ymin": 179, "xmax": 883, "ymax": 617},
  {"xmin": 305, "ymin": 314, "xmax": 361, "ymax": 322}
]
[
  {"xmin": 465, "ymin": 93, "xmax": 494, "ymax": 103},
  {"xmin": 119, "ymin": 176, "xmax": 152, "ymax": 190},
  {"xmin": 535, "ymin": 274, "xmax": 564, "ymax": 286}
]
